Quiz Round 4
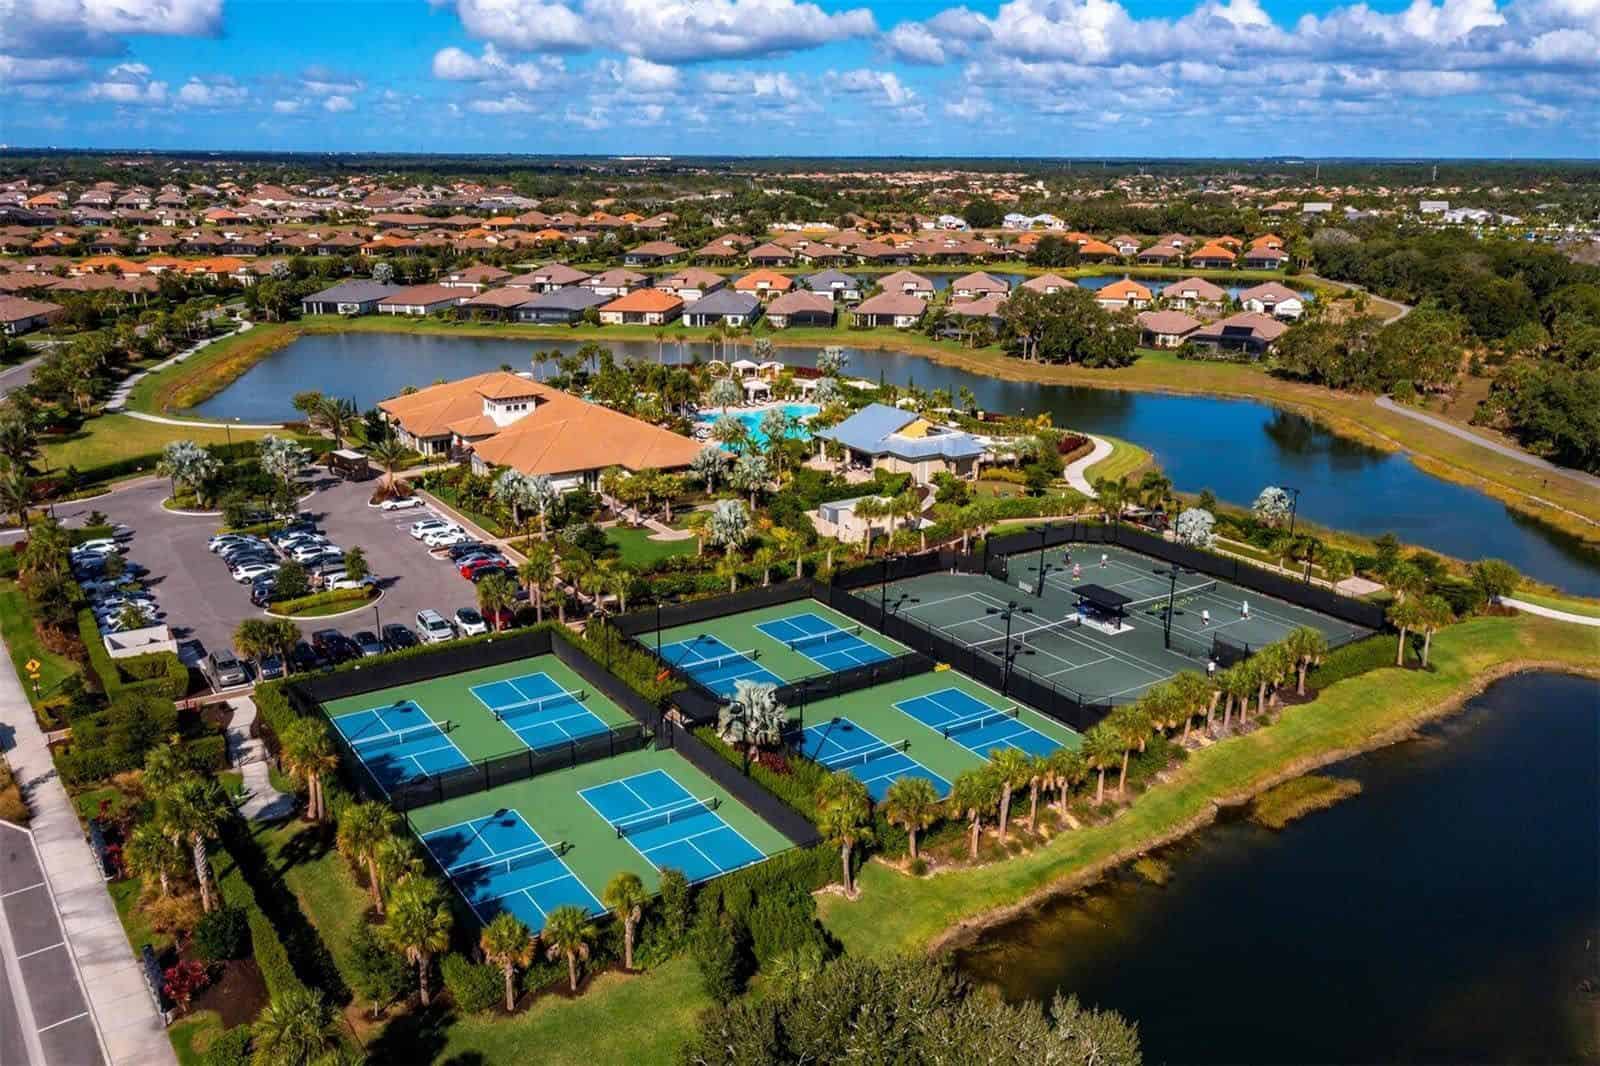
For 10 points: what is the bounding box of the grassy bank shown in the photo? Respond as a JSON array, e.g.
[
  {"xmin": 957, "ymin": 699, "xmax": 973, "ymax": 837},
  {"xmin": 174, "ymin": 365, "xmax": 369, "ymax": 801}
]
[
  {"xmin": 816, "ymin": 613, "xmax": 1600, "ymax": 958},
  {"xmin": 1249, "ymin": 775, "xmax": 1364, "ymax": 829},
  {"xmin": 1513, "ymin": 590, "xmax": 1600, "ymax": 619},
  {"xmin": 0, "ymin": 579, "xmax": 82, "ymax": 708},
  {"xmin": 1081, "ymin": 434, "xmax": 1151, "ymax": 485},
  {"xmin": 40, "ymin": 415, "xmax": 278, "ymax": 486},
  {"xmin": 128, "ymin": 323, "xmax": 300, "ymax": 415}
]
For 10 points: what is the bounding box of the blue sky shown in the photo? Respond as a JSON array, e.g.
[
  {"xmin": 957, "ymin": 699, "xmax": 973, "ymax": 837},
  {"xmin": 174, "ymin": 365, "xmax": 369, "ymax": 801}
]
[{"xmin": 2, "ymin": 0, "xmax": 1596, "ymax": 156}]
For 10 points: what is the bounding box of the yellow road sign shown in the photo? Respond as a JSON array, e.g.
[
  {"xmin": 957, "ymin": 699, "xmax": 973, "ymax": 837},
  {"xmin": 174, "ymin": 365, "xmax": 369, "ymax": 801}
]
[{"xmin": 24, "ymin": 659, "xmax": 40, "ymax": 674}]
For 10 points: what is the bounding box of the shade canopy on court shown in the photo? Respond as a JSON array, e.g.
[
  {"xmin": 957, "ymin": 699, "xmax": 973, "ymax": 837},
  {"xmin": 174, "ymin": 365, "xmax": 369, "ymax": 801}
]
[{"xmin": 1072, "ymin": 583, "xmax": 1133, "ymax": 616}]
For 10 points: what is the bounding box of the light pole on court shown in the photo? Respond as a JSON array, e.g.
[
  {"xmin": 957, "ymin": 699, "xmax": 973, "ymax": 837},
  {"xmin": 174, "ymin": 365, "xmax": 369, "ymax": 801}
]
[
  {"xmin": 984, "ymin": 601, "xmax": 1032, "ymax": 692},
  {"xmin": 1159, "ymin": 564, "xmax": 1199, "ymax": 650}
]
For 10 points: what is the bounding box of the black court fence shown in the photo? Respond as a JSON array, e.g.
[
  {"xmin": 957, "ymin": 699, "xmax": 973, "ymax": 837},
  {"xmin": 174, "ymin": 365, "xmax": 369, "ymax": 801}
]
[
  {"xmin": 389, "ymin": 722, "xmax": 652, "ymax": 812},
  {"xmin": 292, "ymin": 628, "xmax": 555, "ymax": 705},
  {"xmin": 985, "ymin": 521, "xmax": 1386, "ymax": 635},
  {"xmin": 660, "ymin": 718, "xmax": 820, "ymax": 847},
  {"xmin": 610, "ymin": 580, "xmax": 814, "ymax": 639},
  {"xmin": 775, "ymin": 651, "xmax": 934, "ymax": 713}
]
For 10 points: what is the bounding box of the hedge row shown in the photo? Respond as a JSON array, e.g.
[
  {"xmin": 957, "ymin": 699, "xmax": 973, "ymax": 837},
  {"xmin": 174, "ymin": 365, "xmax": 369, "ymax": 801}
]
[
  {"xmin": 75, "ymin": 609, "xmax": 188, "ymax": 700},
  {"xmin": 1310, "ymin": 634, "xmax": 1395, "ymax": 690},
  {"xmin": 215, "ymin": 827, "xmax": 306, "ymax": 1002},
  {"xmin": 269, "ymin": 586, "xmax": 376, "ymax": 617}
]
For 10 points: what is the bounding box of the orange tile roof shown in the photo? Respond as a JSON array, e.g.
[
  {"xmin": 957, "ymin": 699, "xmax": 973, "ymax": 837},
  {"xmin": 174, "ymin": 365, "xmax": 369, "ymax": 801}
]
[
  {"xmin": 1078, "ymin": 239, "xmax": 1119, "ymax": 256},
  {"xmin": 733, "ymin": 269, "xmax": 793, "ymax": 292},
  {"xmin": 1098, "ymin": 279, "xmax": 1152, "ymax": 300},
  {"xmin": 600, "ymin": 289, "xmax": 683, "ymax": 313}
]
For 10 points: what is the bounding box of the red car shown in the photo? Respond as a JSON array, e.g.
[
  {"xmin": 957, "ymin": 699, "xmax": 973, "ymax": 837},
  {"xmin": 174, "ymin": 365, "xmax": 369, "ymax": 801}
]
[{"xmin": 458, "ymin": 556, "xmax": 509, "ymax": 579}]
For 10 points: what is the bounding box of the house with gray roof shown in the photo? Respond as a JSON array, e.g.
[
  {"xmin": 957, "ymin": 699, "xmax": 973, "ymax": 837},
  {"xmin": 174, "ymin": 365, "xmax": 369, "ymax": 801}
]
[
  {"xmin": 512, "ymin": 287, "xmax": 608, "ymax": 324},
  {"xmin": 300, "ymin": 279, "xmax": 400, "ymax": 316},
  {"xmin": 815, "ymin": 402, "xmax": 986, "ymax": 483},
  {"xmin": 682, "ymin": 289, "xmax": 762, "ymax": 328},
  {"xmin": 801, "ymin": 269, "xmax": 863, "ymax": 302}
]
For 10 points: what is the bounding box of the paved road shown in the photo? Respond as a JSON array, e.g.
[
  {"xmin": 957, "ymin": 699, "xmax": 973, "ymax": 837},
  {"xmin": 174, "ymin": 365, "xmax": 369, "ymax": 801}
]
[
  {"xmin": 0, "ymin": 354, "xmax": 43, "ymax": 398},
  {"xmin": 1500, "ymin": 596, "xmax": 1600, "ymax": 627},
  {"xmin": 1375, "ymin": 396, "xmax": 1600, "ymax": 491}
]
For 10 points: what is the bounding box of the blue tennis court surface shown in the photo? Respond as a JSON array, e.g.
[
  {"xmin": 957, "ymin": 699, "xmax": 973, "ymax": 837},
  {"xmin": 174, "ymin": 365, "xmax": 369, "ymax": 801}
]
[
  {"xmin": 756, "ymin": 612, "xmax": 894, "ymax": 672},
  {"xmin": 332, "ymin": 700, "xmax": 470, "ymax": 794},
  {"xmin": 579, "ymin": 769, "xmax": 765, "ymax": 883},
  {"xmin": 419, "ymin": 810, "xmax": 601, "ymax": 932},
  {"xmin": 894, "ymin": 687, "xmax": 1063, "ymax": 759},
  {"xmin": 470, "ymin": 671, "xmax": 609, "ymax": 752},
  {"xmin": 799, "ymin": 716, "xmax": 949, "ymax": 802},
  {"xmin": 658, "ymin": 633, "xmax": 784, "ymax": 697}
]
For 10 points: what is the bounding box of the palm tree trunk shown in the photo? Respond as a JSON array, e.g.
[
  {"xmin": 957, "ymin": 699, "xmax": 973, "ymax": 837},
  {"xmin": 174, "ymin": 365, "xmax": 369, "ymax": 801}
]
[
  {"xmin": 624, "ymin": 920, "xmax": 636, "ymax": 970},
  {"xmin": 1117, "ymin": 751, "xmax": 1129, "ymax": 796},
  {"xmin": 1421, "ymin": 629, "xmax": 1433, "ymax": 667},
  {"xmin": 1222, "ymin": 694, "xmax": 1234, "ymax": 731},
  {"xmin": 968, "ymin": 816, "xmax": 980, "ymax": 860},
  {"xmin": 192, "ymin": 839, "xmax": 213, "ymax": 912},
  {"xmin": 504, "ymin": 964, "xmax": 516, "ymax": 1012},
  {"xmin": 1028, "ymin": 783, "xmax": 1039, "ymax": 828},
  {"xmin": 840, "ymin": 842, "xmax": 853, "ymax": 896},
  {"xmin": 419, "ymin": 953, "xmax": 432, "ymax": 1005},
  {"xmin": 908, "ymin": 827, "xmax": 919, "ymax": 860},
  {"xmin": 566, "ymin": 952, "xmax": 578, "ymax": 993},
  {"xmin": 998, "ymin": 785, "xmax": 1011, "ymax": 838},
  {"xmin": 1297, "ymin": 662, "xmax": 1308, "ymax": 696},
  {"xmin": 366, "ymin": 857, "xmax": 384, "ymax": 913},
  {"xmin": 1396, "ymin": 626, "xmax": 1408, "ymax": 666},
  {"xmin": 1182, "ymin": 715, "xmax": 1192, "ymax": 743},
  {"xmin": 1094, "ymin": 769, "xmax": 1106, "ymax": 805}
]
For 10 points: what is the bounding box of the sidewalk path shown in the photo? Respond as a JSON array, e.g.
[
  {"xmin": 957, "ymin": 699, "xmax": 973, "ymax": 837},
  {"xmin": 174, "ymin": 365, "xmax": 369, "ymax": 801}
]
[
  {"xmin": 1499, "ymin": 596, "xmax": 1600, "ymax": 627},
  {"xmin": 0, "ymin": 656, "xmax": 176, "ymax": 1065},
  {"xmin": 1064, "ymin": 434, "xmax": 1113, "ymax": 497},
  {"xmin": 1374, "ymin": 396, "xmax": 1600, "ymax": 491},
  {"xmin": 105, "ymin": 321, "xmax": 253, "ymax": 414},
  {"xmin": 121, "ymin": 411, "xmax": 284, "ymax": 431},
  {"xmin": 223, "ymin": 696, "xmax": 295, "ymax": 822}
]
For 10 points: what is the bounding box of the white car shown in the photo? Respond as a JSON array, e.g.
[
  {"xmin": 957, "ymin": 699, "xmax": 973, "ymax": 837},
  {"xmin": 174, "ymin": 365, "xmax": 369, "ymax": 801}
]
[
  {"xmin": 231, "ymin": 561, "xmax": 280, "ymax": 583},
  {"xmin": 328, "ymin": 575, "xmax": 377, "ymax": 591},
  {"xmin": 208, "ymin": 534, "xmax": 253, "ymax": 553},
  {"xmin": 73, "ymin": 538, "xmax": 123, "ymax": 555},
  {"xmin": 415, "ymin": 609, "xmax": 455, "ymax": 644},
  {"xmin": 454, "ymin": 607, "xmax": 488, "ymax": 636},
  {"xmin": 292, "ymin": 542, "xmax": 342, "ymax": 563},
  {"xmin": 423, "ymin": 528, "xmax": 468, "ymax": 548},
  {"xmin": 409, "ymin": 518, "xmax": 451, "ymax": 540},
  {"xmin": 381, "ymin": 496, "xmax": 424, "ymax": 511}
]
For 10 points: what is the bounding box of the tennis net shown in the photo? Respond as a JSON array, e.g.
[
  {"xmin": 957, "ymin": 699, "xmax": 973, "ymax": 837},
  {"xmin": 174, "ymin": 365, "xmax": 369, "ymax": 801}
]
[
  {"xmin": 493, "ymin": 688, "xmax": 586, "ymax": 723},
  {"xmin": 614, "ymin": 796, "xmax": 720, "ymax": 838},
  {"xmin": 682, "ymin": 649, "xmax": 758, "ymax": 673},
  {"xmin": 821, "ymin": 738, "xmax": 910, "ymax": 771},
  {"xmin": 941, "ymin": 706, "xmax": 1019, "ymax": 739},
  {"xmin": 788, "ymin": 625, "xmax": 862, "ymax": 652},
  {"xmin": 1126, "ymin": 580, "xmax": 1218, "ymax": 612},
  {"xmin": 448, "ymin": 840, "xmax": 570, "ymax": 879},
  {"xmin": 351, "ymin": 720, "xmax": 447, "ymax": 751},
  {"xmin": 968, "ymin": 613, "xmax": 1081, "ymax": 651}
]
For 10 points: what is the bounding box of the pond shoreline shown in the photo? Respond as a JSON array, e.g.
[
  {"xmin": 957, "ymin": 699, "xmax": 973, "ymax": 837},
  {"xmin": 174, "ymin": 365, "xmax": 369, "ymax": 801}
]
[{"xmin": 921, "ymin": 657, "xmax": 1600, "ymax": 958}]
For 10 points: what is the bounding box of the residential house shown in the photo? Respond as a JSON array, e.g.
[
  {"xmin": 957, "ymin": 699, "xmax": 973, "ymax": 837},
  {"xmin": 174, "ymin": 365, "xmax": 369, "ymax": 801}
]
[
  {"xmin": 581, "ymin": 269, "xmax": 648, "ymax": 297},
  {"xmin": 300, "ymin": 279, "xmax": 400, "ymax": 316},
  {"xmin": 1136, "ymin": 244, "xmax": 1182, "ymax": 265},
  {"xmin": 1160, "ymin": 277, "xmax": 1226, "ymax": 309},
  {"xmin": 694, "ymin": 234, "xmax": 753, "ymax": 263},
  {"xmin": 1238, "ymin": 282, "xmax": 1305, "ymax": 319},
  {"xmin": 949, "ymin": 271, "xmax": 1010, "ymax": 299},
  {"xmin": 852, "ymin": 292, "xmax": 928, "ymax": 329},
  {"xmin": 507, "ymin": 263, "xmax": 590, "ymax": 291},
  {"xmin": 732, "ymin": 269, "xmax": 793, "ymax": 302},
  {"xmin": 1094, "ymin": 278, "xmax": 1152, "ymax": 310},
  {"xmin": 376, "ymin": 284, "xmax": 468, "ymax": 316},
  {"xmin": 815, "ymin": 403, "xmax": 986, "ymax": 483},
  {"xmin": 656, "ymin": 268, "xmax": 726, "ymax": 303},
  {"xmin": 378, "ymin": 371, "xmax": 700, "ymax": 488},
  {"xmin": 622, "ymin": 241, "xmax": 685, "ymax": 267},
  {"xmin": 1137, "ymin": 309, "xmax": 1201, "ymax": 348},
  {"xmin": 1076, "ymin": 239, "xmax": 1120, "ymax": 261},
  {"xmin": 765, "ymin": 290, "xmax": 835, "ymax": 329},
  {"xmin": 463, "ymin": 287, "xmax": 537, "ymax": 320},
  {"xmin": 1249, "ymin": 233, "xmax": 1284, "ymax": 251},
  {"xmin": 0, "ymin": 295, "xmax": 64, "ymax": 335},
  {"xmin": 1189, "ymin": 311, "xmax": 1289, "ymax": 357},
  {"xmin": 1188, "ymin": 244, "xmax": 1236, "ymax": 269},
  {"xmin": 682, "ymin": 290, "xmax": 761, "ymax": 328},
  {"xmin": 1241, "ymin": 247, "xmax": 1287, "ymax": 270},
  {"xmin": 745, "ymin": 242, "xmax": 796, "ymax": 267},
  {"xmin": 598, "ymin": 288, "xmax": 682, "ymax": 325},
  {"xmin": 442, "ymin": 264, "xmax": 512, "ymax": 291},
  {"xmin": 945, "ymin": 294, "xmax": 1007, "ymax": 328},
  {"xmin": 876, "ymin": 270, "xmax": 936, "ymax": 299},
  {"xmin": 1108, "ymin": 235, "xmax": 1141, "ymax": 257},
  {"xmin": 801, "ymin": 269, "xmax": 863, "ymax": 302},
  {"xmin": 1020, "ymin": 273, "xmax": 1076, "ymax": 295},
  {"xmin": 513, "ymin": 287, "xmax": 607, "ymax": 324}
]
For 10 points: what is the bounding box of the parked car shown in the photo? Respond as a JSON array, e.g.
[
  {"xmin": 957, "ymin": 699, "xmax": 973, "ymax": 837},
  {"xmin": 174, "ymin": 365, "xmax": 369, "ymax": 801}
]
[
  {"xmin": 423, "ymin": 528, "xmax": 470, "ymax": 548},
  {"xmin": 292, "ymin": 542, "xmax": 342, "ymax": 564},
  {"xmin": 410, "ymin": 518, "xmax": 452, "ymax": 540},
  {"xmin": 454, "ymin": 607, "xmax": 488, "ymax": 636},
  {"xmin": 458, "ymin": 557, "xmax": 509, "ymax": 579},
  {"xmin": 350, "ymin": 630, "xmax": 386, "ymax": 657},
  {"xmin": 415, "ymin": 609, "xmax": 455, "ymax": 644},
  {"xmin": 256, "ymin": 653, "xmax": 285, "ymax": 681},
  {"xmin": 209, "ymin": 533, "xmax": 255, "ymax": 552},
  {"xmin": 73, "ymin": 538, "xmax": 123, "ymax": 556},
  {"xmin": 290, "ymin": 641, "xmax": 328, "ymax": 672},
  {"xmin": 328, "ymin": 575, "xmax": 377, "ymax": 592},
  {"xmin": 381, "ymin": 495, "xmax": 424, "ymax": 511},
  {"xmin": 205, "ymin": 650, "xmax": 249, "ymax": 689},
  {"xmin": 469, "ymin": 565, "xmax": 514, "ymax": 584},
  {"xmin": 311, "ymin": 628, "xmax": 360, "ymax": 663},
  {"xmin": 232, "ymin": 562, "xmax": 280, "ymax": 583},
  {"xmin": 443, "ymin": 541, "xmax": 488, "ymax": 561},
  {"xmin": 482, "ymin": 605, "xmax": 517, "ymax": 631},
  {"xmin": 381, "ymin": 623, "xmax": 418, "ymax": 651}
]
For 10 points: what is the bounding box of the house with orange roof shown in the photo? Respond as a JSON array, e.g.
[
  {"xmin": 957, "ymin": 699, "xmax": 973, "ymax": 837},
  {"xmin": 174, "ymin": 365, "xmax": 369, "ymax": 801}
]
[
  {"xmin": 1249, "ymin": 233, "xmax": 1284, "ymax": 251},
  {"xmin": 732, "ymin": 269, "xmax": 793, "ymax": 301},
  {"xmin": 1076, "ymin": 239, "xmax": 1120, "ymax": 261},
  {"xmin": 598, "ymin": 288, "xmax": 682, "ymax": 325},
  {"xmin": 1188, "ymin": 243, "xmax": 1236, "ymax": 269},
  {"xmin": 1094, "ymin": 278, "xmax": 1153, "ymax": 310},
  {"xmin": 377, "ymin": 371, "xmax": 700, "ymax": 487}
]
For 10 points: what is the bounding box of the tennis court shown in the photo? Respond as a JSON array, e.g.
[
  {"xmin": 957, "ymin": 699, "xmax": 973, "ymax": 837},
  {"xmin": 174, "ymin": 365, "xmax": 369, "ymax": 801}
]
[
  {"xmin": 469, "ymin": 671, "xmax": 608, "ymax": 752},
  {"xmin": 405, "ymin": 747, "xmax": 791, "ymax": 922},
  {"xmin": 322, "ymin": 654, "xmax": 637, "ymax": 771},
  {"xmin": 330, "ymin": 700, "xmax": 471, "ymax": 795},
  {"xmin": 579, "ymin": 768, "xmax": 766, "ymax": 884},
  {"xmin": 895, "ymin": 687, "xmax": 1062, "ymax": 759},
  {"xmin": 651, "ymin": 599, "xmax": 910, "ymax": 695},
  {"xmin": 797, "ymin": 716, "xmax": 949, "ymax": 801},
  {"xmin": 418, "ymin": 809, "xmax": 602, "ymax": 932}
]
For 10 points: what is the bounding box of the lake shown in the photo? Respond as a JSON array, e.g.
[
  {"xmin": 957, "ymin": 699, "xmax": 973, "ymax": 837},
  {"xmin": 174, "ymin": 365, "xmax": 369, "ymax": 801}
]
[
  {"xmin": 954, "ymin": 671, "xmax": 1600, "ymax": 1065},
  {"xmin": 193, "ymin": 332, "xmax": 1600, "ymax": 594}
]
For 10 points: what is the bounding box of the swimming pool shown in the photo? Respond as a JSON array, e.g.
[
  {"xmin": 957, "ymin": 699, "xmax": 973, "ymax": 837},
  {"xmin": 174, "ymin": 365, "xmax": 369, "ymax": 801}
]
[{"xmin": 695, "ymin": 403, "xmax": 819, "ymax": 447}]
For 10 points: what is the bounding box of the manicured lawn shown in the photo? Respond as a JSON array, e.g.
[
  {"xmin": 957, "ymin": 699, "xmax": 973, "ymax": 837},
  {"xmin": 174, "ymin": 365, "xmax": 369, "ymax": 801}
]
[
  {"xmin": 169, "ymin": 1010, "xmax": 227, "ymax": 1066},
  {"xmin": 255, "ymin": 817, "xmax": 372, "ymax": 986},
  {"xmin": 1081, "ymin": 433, "xmax": 1151, "ymax": 484},
  {"xmin": 126, "ymin": 323, "xmax": 299, "ymax": 414},
  {"xmin": 0, "ymin": 580, "xmax": 82, "ymax": 707},
  {"xmin": 817, "ymin": 614, "xmax": 1600, "ymax": 957},
  {"xmin": 40, "ymin": 415, "xmax": 274, "ymax": 479},
  {"xmin": 605, "ymin": 524, "xmax": 695, "ymax": 566}
]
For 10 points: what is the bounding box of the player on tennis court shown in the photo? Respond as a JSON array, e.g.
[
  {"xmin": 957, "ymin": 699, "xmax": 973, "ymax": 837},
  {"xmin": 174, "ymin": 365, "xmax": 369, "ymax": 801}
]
[
  {"xmin": 1100, "ymin": 552, "xmax": 1108, "ymax": 567},
  {"xmin": 1072, "ymin": 562, "xmax": 1082, "ymax": 580},
  {"xmin": 1201, "ymin": 608, "xmax": 1211, "ymax": 626},
  {"xmin": 1241, "ymin": 599, "xmax": 1250, "ymax": 618}
]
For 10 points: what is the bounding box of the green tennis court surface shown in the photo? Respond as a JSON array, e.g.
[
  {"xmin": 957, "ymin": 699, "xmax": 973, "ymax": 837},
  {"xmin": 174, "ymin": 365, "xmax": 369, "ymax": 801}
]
[
  {"xmin": 651, "ymin": 600, "xmax": 911, "ymax": 694},
  {"xmin": 406, "ymin": 747, "xmax": 791, "ymax": 922},
  {"xmin": 322, "ymin": 654, "xmax": 636, "ymax": 770},
  {"xmin": 882, "ymin": 543, "xmax": 1367, "ymax": 704},
  {"xmin": 790, "ymin": 670, "xmax": 1080, "ymax": 792}
]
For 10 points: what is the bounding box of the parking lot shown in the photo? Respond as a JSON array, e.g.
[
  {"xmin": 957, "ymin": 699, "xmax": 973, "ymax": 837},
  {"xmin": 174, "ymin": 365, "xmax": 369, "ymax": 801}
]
[{"xmin": 54, "ymin": 474, "xmax": 511, "ymax": 679}]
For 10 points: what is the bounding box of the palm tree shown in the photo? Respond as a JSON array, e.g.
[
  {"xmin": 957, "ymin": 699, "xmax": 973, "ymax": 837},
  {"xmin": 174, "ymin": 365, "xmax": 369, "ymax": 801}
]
[
  {"xmin": 1080, "ymin": 724, "xmax": 1122, "ymax": 806},
  {"xmin": 1166, "ymin": 672, "xmax": 1213, "ymax": 743},
  {"xmin": 1387, "ymin": 598, "xmax": 1423, "ymax": 666},
  {"xmin": 156, "ymin": 439, "xmax": 221, "ymax": 506},
  {"xmin": 988, "ymin": 746, "xmax": 1034, "ymax": 840},
  {"xmin": 1108, "ymin": 705, "xmax": 1150, "ymax": 797},
  {"xmin": 752, "ymin": 545, "xmax": 778, "ymax": 587},
  {"xmin": 1285, "ymin": 626, "xmax": 1329, "ymax": 696},
  {"xmin": 373, "ymin": 834, "xmax": 422, "ymax": 893},
  {"xmin": 366, "ymin": 435, "xmax": 409, "ymax": 495},
  {"xmin": 815, "ymin": 772, "xmax": 874, "ymax": 896},
  {"xmin": 852, "ymin": 495, "xmax": 888, "ymax": 553},
  {"xmin": 123, "ymin": 821, "xmax": 185, "ymax": 897},
  {"xmin": 602, "ymin": 871, "xmax": 649, "ymax": 971},
  {"xmin": 475, "ymin": 572, "xmax": 517, "ymax": 630},
  {"xmin": 336, "ymin": 801, "xmax": 398, "ymax": 913},
  {"xmin": 0, "ymin": 467, "xmax": 32, "ymax": 527},
  {"xmin": 517, "ymin": 544, "xmax": 557, "ymax": 623},
  {"xmin": 162, "ymin": 775, "xmax": 227, "ymax": 912},
  {"xmin": 480, "ymin": 912, "xmax": 536, "ymax": 1012},
  {"xmin": 948, "ymin": 767, "xmax": 998, "ymax": 861},
  {"xmin": 1218, "ymin": 663, "xmax": 1252, "ymax": 732},
  {"xmin": 249, "ymin": 985, "xmax": 339, "ymax": 1066},
  {"xmin": 1413, "ymin": 595, "xmax": 1453, "ymax": 667},
  {"xmin": 881, "ymin": 776, "xmax": 941, "ymax": 861},
  {"xmin": 279, "ymin": 718, "xmax": 338, "ymax": 822},
  {"xmin": 1046, "ymin": 747, "xmax": 1087, "ymax": 820},
  {"xmin": 382, "ymin": 876, "xmax": 453, "ymax": 1006},
  {"xmin": 142, "ymin": 744, "xmax": 187, "ymax": 798},
  {"xmin": 1092, "ymin": 476, "xmax": 1126, "ymax": 524},
  {"xmin": 542, "ymin": 905, "xmax": 597, "ymax": 994},
  {"xmin": 315, "ymin": 395, "xmax": 359, "ymax": 453},
  {"xmin": 1387, "ymin": 561, "xmax": 1427, "ymax": 603}
]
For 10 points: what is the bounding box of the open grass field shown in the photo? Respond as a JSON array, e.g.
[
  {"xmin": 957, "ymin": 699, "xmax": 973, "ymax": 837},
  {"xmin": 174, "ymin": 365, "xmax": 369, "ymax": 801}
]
[
  {"xmin": 0, "ymin": 580, "xmax": 82, "ymax": 707},
  {"xmin": 604, "ymin": 524, "xmax": 695, "ymax": 566},
  {"xmin": 817, "ymin": 613, "xmax": 1600, "ymax": 957},
  {"xmin": 1080, "ymin": 433, "xmax": 1152, "ymax": 485},
  {"xmin": 40, "ymin": 414, "xmax": 276, "ymax": 479}
]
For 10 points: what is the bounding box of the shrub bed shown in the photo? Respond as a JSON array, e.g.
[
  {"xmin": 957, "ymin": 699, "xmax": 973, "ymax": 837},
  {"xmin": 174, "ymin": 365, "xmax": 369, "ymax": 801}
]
[
  {"xmin": 1311, "ymin": 634, "xmax": 1394, "ymax": 690},
  {"xmin": 268, "ymin": 586, "xmax": 377, "ymax": 618}
]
